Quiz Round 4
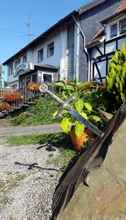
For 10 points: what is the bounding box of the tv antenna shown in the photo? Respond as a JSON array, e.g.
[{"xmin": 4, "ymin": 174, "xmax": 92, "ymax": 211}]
[{"xmin": 25, "ymin": 16, "xmax": 35, "ymax": 42}]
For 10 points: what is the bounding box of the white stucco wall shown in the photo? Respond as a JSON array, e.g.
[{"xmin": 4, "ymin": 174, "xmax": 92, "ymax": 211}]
[
  {"xmin": 7, "ymin": 27, "xmax": 70, "ymax": 87},
  {"xmin": 27, "ymin": 28, "xmax": 68, "ymax": 79}
]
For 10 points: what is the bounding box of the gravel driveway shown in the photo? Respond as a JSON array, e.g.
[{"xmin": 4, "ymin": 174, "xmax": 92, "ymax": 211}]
[{"xmin": 0, "ymin": 141, "xmax": 61, "ymax": 220}]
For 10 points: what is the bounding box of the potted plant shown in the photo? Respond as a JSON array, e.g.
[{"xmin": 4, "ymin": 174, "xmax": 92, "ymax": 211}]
[{"xmin": 60, "ymin": 98, "xmax": 101, "ymax": 152}]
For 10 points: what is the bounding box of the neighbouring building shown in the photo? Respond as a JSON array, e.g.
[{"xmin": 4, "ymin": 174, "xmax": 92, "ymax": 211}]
[
  {"xmin": 3, "ymin": 0, "xmax": 125, "ymax": 91},
  {"xmin": 3, "ymin": 11, "xmax": 79, "ymax": 92},
  {"xmin": 78, "ymin": 0, "xmax": 122, "ymax": 81},
  {"xmin": 87, "ymin": 0, "xmax": 126, "ymax": 82}
]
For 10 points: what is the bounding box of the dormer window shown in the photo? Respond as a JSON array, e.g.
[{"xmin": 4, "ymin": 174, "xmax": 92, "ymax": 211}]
[
  {"xmin": 110, "ymin": 23, "xmax": 117, "ymax": 38},
  {"xmin": 119, "ymin": 17, "xmax": 126, "ymax": 34},
  {"xmin": 108, "ymin": 16, "xmax": 126, "ymax": 40}
]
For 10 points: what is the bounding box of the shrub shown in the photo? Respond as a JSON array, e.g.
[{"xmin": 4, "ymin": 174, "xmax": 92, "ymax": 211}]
[{"xmin": 107, "ymin": 45, "xmax": 126, "ymax": 104}]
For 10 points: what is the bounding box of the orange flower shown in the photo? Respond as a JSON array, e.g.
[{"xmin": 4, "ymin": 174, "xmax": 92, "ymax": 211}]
[
  {"xmin": 4, "ymin": 91, "xmax": 23, "ymax": 102},
  {"xmin": 27, "ymin": 82, "xmax": 40, "ymax": 92},
  {"xmin": 0, "ymin": 102, "xmax": 11, "ymax": 111}
]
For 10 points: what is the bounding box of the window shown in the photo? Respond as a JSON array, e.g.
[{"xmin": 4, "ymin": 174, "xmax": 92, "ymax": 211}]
[
  {"xmin": 109, "ymin": 17, "xmax": 126, "ymax": 40},
  {"xmin": 8, "ymin": 63, "xmax": 13, "ymax": 75},
  {"xmin": 15, "ymin": 58, "xmax": 20, "ymax": 69},
  {"xmin": 119, "ymin": 18, "xmax": 126, "ymax": 34},
  {"xmin": 110, "ymin": 23, "xmax": 117, "ymax": 38},
  {"xmin": 43, "ymin": 74, "xmax": 52, "ymax": 83},
  {"xmin": 23, "ymin": 55, "xmax": 27, "ymax": 63},
  {"xmin": 47, "ymin": 42, "xmax": 54, "ymax": 57},
  {"xmin": 38, "ymin": 48, "xmax": 44, "ymax": 63},
  {"xmin": 32, "ymin": 74, "xmax": 37, "ymax": 83}
]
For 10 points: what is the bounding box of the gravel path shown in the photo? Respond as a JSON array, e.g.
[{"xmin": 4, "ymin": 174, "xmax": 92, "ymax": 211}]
[
  {"xmin": 0, "ymin": 142, "xmax": 62, "ymax": 220},
  {"xmin": 0, "ymin": 123, "xmax": 61, "ymax": 137}
]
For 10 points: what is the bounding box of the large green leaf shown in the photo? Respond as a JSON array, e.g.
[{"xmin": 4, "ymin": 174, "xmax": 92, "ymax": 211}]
[
  {"xmin": 75, "ymin": 99, "xmax": 84, "ymax": 113},
  {"xmin": 81, "ymin": 112, "xmax": 88, "ymax": 120},
  {"xmin": 84, "ymin": 102, "xmax": 93, "ymax": 112},
  {"xmin": 60, "ymin": 117, "xmax": 72, "ymax": 134},
  {"xmin": 75, "ymin": 121, "xmax": 85, "ymax": 138},
  {"xmin": 91, "ymin": 115, "xmax": 101, "ymax": 122}
]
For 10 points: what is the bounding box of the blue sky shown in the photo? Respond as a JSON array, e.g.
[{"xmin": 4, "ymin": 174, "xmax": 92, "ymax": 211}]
[{"xmin": 0, "ymin": 0, "xmax": 92, "ymax": 63}]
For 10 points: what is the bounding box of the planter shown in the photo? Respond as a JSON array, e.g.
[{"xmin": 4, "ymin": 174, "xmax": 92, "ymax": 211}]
[
  {"xmin": 70, "ymin": 127, "xmax": 89, "ymax": 152},
  {"xmin": 85, "ymin": 128, "xmax": 96, "ymax": 139}
]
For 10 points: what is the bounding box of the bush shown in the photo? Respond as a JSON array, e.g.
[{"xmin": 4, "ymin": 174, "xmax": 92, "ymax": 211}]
[
  {"xmin": 107, "ymin": 45, "xmax": 126, "ymax": 104},
  {"xmin": 10, "ymin": 95, "xmax": 59, "ymax": 126}
]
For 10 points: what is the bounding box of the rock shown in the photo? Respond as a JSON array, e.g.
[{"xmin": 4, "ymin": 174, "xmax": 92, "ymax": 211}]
[{"xmin": 58, "ymin": 119, "xmax": 126, "ymax": 220}]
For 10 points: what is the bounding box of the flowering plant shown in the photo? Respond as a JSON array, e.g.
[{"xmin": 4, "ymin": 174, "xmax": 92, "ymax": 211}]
[
  {"xmin": 27, "ymin": 82, "xmax": 40, "ymax": 92},
  {"xmin": 4, "ymin": 91, "xmax": 23, "ymax": 103},
  {"xmin": 0, "ymin": 102, "xmax": 11, "ymax": 112}
]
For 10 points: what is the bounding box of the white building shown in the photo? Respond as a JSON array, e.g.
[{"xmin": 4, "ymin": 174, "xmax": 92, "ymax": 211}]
[{"xmin": 3, "ymin": 11, "xmax": 79, "ymax": 93}]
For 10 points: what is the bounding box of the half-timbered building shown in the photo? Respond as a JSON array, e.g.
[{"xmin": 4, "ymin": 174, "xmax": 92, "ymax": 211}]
[{"xmin": 87, "ymin": 0, "xmax": 126, "ymax": 82}]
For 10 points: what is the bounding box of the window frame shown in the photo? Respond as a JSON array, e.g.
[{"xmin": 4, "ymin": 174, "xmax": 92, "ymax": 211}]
[
  {"xmin": 8, "ymin": 63, "xmax": 13, "ymax": 76},
  {"xmin": 38, "ymin": 48, "xmax": 44, "ymax": 63},
  {"xmin": 108, "ymin": 15, "xmax": 126, "ymax": 40},
  {"xmin": 119, "ymin": 17, "xmax": 126, "ymax": 34},
  {"xmin": 15, "ymin": 58, "xmax": 21, "ymax": 69},
  {"xmin": 42, "ymin": 72, "xmax": 54, "ymax": 83},
  {"xmin": 22, "ymin": 54, "xmax": 27, "ymax": 63},
  {"xmin": 47, "ymin": 42, "xmax": 54, "ymax": 57},
  {"xmin": 110, "ymin": 22, "xmax": 118, "ymax": 38}
]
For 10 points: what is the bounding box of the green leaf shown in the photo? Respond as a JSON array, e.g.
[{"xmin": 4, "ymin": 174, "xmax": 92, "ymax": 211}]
[
  {"xmin": 84, "ymin": 102, "xmax": 93, "ymax": 112},
  {"xmin": 53, "ymin": 111, "xmax": 58, "ymax": 118},
  {"xmin": 60, "ymin": 118, "xmax": 72, "ymax": 134},
  {"xmin": 81, "ymin": 112, "xmax": 88, "ymax": 120},
  {"xmin": 75, "ymin": 121, "xmax": 85, "ymax": 138},
  {"xmin": 75, "ymin": 99, "xmax": 84, "ymax": 113},
  {"xmin": 91, "ymin": 115, "xmax": 101, "ymax": 122},
  {"xmin": 66, "ymin": 85, "xmax": 75, "ymax": 91}
]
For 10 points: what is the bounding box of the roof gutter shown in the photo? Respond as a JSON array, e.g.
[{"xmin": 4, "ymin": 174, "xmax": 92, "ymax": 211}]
[{"xmin": 72, "ymin": 15, "xmax": 90, "ymax": 81}]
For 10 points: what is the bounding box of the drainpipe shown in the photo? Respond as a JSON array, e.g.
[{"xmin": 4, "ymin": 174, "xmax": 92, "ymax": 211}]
[{"xmin": 72, "ymin": 15, "xmax": 90, "ymax": 81}]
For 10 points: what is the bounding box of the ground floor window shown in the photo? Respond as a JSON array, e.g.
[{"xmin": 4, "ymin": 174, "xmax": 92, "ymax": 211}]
[
  {"xmin": 32, "ymin": 74, "xmax": 37, "ymax": 83},
  {"xmin": 43, "ymin": 74, "xmax": 52, "ymax": 83}
]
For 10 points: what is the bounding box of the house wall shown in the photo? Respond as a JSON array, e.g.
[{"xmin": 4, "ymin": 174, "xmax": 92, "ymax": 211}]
[
  {"xmin": 7, "ymin": 24, "xmax": 76, "ymax": 88},
  {"xmin": 79, "ymin": 0, "xmax": 122, "ymax": 82}
]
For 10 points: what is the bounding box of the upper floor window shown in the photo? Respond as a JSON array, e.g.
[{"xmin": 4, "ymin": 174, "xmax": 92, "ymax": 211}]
[
  {"xmin": 23, "ymin": 55, "xmax": 27, "ymax": 63},
  {"xmin": 109, "ymin": 17, "xmax": 126, "ymax": 40},
  {"xmin": 8, "ymin": 63, "xmax": 13, "ymax": 76},
  {"xmin": 38, "ymin": 48, "xmax": 44, "ymax": 63},
  {"xmin": 47, "ymin": 42, "xmax": 54, "ymax": 57},
  {"xmin": 119, "ymin": 18, "xmax": 126, "ymax": 34},
  {"xmin": 15, "ymin": 58, "xmax": 20, "ymax": 69},
  {"xmin": 110, "ymin": 23, "xmax": 118, "ymax": 38}
]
